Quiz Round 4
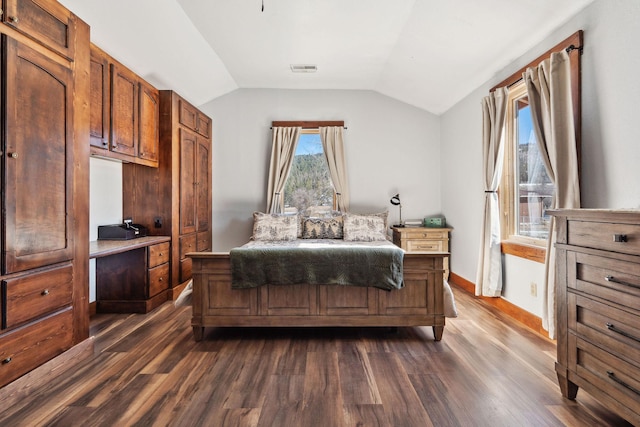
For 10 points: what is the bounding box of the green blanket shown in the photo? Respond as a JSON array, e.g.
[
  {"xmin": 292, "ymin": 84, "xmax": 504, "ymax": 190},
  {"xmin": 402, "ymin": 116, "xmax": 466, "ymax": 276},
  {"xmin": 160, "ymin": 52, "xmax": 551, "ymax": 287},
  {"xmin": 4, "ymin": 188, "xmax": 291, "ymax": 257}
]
[{"xmin": 230, "ymin": 240, "xmax": 404, "ymax": 291}]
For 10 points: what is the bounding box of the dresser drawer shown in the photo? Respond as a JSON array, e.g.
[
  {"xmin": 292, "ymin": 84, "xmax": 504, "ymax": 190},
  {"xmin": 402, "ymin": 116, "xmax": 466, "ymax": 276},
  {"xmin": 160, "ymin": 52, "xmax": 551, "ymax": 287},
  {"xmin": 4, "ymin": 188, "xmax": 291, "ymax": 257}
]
[
  {"xmin": 148, "ymin": 263, "xmax": 169, "ymax": 297},
  {"xmin": 180, "ymin": 234, "xmax": 197, "ymax": 260},
  {"xmin": 569, "ymin": 251, "xmax": 640, "ymax": 311},
  {"xmin": 148, "ymin": 242, "xmax": 170, "ymax": 268},
  {"xmin": 406, "ymin": 240, "xmax": 444, "ymax": 252},
  {"xmin": 2, "ymin": 264, "xmax": 73, "ymax": 329},
  {"xmin": 0, "ymin": 309, "xmax": 74, "ymax": 387},
  {"xmin": 569, "ymin": 334, "xmax": 640, "ymax": 418},
  {"xmin": 568, "ymin": 220, "xmax": 640, "ymax": 256},
  {"xmin": 569, "ymin": 293, "xmax": 640, "ymax": 364}
]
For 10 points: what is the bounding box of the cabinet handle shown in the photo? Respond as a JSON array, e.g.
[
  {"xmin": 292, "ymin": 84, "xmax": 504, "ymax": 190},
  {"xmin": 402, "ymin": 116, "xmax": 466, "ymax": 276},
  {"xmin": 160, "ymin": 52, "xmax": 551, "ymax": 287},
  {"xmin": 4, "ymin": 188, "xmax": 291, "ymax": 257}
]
[
  {"xmin": 159, "ymin": 277, "xmax": 163, "ymax": 282},
  {"xmin": 604, "ymin": 275, "xmax": 640, "ymax": 290},
  {"xmin": 8, "ymin": 16, "xmax": 18, "ymax": 24},
  {"xmin": 607, "ymin": 371, "xmax": 640, "ymax": 396},
  {"xmin": 606, "ymin": 323, "xmax": 640, "ymax": 343},
  {"xmin": 613, "ymin": 234, "xmax": 628, "ymax": 243},
  {"xmin": 41, "ymin": 289, "xmax": 50, "ymax": 296},
  {"xmin": 2, "ymin": 357, "xmax": 11, "ymax": 364},
  {"xmin": 8, "ymin": 152, "xmax": 18, "ymax": 159}
]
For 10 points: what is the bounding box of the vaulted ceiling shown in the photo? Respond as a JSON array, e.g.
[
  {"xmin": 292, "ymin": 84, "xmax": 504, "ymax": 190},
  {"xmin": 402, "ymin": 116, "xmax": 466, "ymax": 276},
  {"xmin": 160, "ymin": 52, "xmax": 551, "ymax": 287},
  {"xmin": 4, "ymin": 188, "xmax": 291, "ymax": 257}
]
[{"xmin": 59, "ymin": 0, "xmax": 594, "ymax": 115}]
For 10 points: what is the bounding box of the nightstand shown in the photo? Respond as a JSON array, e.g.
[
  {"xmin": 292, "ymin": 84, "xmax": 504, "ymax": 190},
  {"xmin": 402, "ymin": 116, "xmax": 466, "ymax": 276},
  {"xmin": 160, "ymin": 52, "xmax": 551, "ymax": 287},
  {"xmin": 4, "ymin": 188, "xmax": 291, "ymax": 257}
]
[{"xmin": 392, "ymin": 226, "xmax": 451, "ymax": 280}]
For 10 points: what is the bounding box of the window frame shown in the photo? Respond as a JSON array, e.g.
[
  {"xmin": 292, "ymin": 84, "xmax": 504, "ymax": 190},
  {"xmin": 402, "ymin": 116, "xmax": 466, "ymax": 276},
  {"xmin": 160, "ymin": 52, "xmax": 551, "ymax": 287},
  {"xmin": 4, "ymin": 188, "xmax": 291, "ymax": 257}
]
[{"xmin": 492, "ymin": 31, "xmax": 583, "ymax": 262}]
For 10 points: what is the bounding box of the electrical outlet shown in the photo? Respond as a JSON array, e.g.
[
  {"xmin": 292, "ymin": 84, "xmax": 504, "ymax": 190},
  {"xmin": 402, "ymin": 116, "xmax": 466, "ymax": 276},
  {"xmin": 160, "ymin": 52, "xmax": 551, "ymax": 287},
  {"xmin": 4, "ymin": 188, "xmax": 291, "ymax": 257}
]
[
  {"xmin": 154, "ymin": 216, "xmax": 162, "ymax": 228},
  {"xmin": 530, "ymin": 282, "xmax": 538, "ymax": 297}
]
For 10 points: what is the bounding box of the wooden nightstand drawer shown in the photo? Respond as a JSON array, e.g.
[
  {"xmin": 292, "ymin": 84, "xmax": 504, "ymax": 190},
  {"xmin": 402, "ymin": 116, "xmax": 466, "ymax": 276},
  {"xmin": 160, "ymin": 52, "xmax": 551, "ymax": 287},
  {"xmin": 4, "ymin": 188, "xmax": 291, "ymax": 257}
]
[
  {"xmin": 406, "ymin": 240, "xmax": 444, "ymax": 252},
  {"xmin": 399, "ymin": 228, "xmax": 448, "ymax": 240},
  {"xmin": 568, "ymin": 251, "xmax": 640, "ymax": 311},
  {"xmin": 3, "ymin": 264, "xmax": 73, "ymax": 329},
  {"xmin": 0, "ymin": 309, "xmax": 73, "ymax": 386},
  {"xmin": 568, "ymin": 220, "xmax": 640, "ymax": 256},
  {"xmin": 148, "ymin": 242, "xmax": 170, "ymax": 268}
]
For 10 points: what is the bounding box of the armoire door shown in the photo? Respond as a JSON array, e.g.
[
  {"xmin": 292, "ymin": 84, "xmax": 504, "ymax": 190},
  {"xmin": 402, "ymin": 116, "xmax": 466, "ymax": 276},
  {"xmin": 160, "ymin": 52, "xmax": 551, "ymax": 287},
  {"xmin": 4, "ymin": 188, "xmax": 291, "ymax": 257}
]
[
  {"xmin": 179, "ymin": 128, "xmax": 197, "ymax": 235},
  {"xmin": 2, "ymin": 35, "xmax": 74, "ymax": 273},
  {"xmin": 195, "ymin": 136, "xmax": 210, "ymax": 233}
]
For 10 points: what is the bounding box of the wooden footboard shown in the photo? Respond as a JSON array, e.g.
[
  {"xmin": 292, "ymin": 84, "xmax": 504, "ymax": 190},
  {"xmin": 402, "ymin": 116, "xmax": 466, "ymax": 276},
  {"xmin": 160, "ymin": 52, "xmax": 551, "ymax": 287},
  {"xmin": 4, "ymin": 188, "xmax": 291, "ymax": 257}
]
[{"xmin": 187, "ymin": 251, "xmax": 447, "ymax": 341}]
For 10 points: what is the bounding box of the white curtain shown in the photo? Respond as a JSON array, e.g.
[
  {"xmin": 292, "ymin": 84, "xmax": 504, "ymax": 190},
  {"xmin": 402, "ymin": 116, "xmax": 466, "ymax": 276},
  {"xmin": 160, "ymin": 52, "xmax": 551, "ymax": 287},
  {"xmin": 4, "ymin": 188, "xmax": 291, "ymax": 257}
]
[
  {"xmin": 476, "ymin": 87, "xmax": 508, "ymax": 297},
  {"xmin": 319, "ymin": 126, "xmax": 350, "ymax": 212},
  {"xmin": 266, "ymin": 126, "xmax": 301, "ymax": 213},
  {"xmin": 524, "ymin": 50, "xmax": 580, "ymax": 339}
]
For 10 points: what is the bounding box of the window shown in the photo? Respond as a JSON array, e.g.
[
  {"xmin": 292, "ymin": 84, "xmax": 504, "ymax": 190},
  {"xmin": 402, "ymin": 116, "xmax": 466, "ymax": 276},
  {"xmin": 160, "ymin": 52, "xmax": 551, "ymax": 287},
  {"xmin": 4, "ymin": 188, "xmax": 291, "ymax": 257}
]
[
  {"xmin": 283, "ymin": 130, "xmax": 334, "ymax": 214},
  {"xmin": 501, "ymin": 82, "xmax": 554, "ymax": 245},
  {"xmin": 494, "ymin": 30, "xmax": 582, "ymax": 260}
]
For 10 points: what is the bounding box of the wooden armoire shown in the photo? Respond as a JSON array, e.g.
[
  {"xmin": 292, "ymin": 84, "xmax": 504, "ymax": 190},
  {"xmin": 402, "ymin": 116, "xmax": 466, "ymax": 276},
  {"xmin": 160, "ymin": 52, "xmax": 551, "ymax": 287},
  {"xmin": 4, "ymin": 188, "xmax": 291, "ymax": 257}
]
[
  {"xmin": 0, "ymin": 0, "xmax": 90, "ymax": 388},
  {"xmin": 123, "ymin": 91, "xmax": 212, "ymax": 298}
]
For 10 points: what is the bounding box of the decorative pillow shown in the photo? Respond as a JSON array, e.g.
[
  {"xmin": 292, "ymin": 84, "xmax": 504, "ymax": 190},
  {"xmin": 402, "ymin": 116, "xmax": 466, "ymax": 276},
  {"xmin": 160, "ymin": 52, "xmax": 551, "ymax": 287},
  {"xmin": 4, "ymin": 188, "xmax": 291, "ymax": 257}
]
[
  {"xmin": 302, "ymin": 216, "xmax": 344, "ymax": 239},
  {"xmin": 251, "ymin": 212, "xmax": 298, "ymax": 241},
  {"xmin": 343, "ymin": 212, "xmax": 388, "ymax": 242}
]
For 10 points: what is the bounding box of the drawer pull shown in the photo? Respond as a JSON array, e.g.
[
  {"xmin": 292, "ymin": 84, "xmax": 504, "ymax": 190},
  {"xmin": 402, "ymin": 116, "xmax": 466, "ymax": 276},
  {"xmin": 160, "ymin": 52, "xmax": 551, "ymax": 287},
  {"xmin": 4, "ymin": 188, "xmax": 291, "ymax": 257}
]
[
  {"xmin": 41, "ymin": 289, "xmax": 50, "ymax": 296},
  {"xmin": 607, "ymin": 371, "xmax": 640, "ymax": 396},
  {"xmin": 604, "ymin": 275, "xmax": 640, "ymax": 290},
  {"xmin": 613, "ymin": 234, "xmax": 628, "ymax": 243},
  {"xmin": 606, "ymin": 323, "xmax": 640, "ymax": 343},
  {"xmin": 2, "ymin": 357, "xmax": 11, "ymax": 364}
]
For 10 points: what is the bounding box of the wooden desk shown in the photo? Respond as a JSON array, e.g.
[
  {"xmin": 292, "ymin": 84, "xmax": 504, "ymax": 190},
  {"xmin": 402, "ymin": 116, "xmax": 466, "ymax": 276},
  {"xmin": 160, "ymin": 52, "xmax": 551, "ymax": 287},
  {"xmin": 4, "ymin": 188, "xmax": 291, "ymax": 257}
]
[{"xmin": 90, "ymin": 236, "xmax": 171, "ymax": 313}]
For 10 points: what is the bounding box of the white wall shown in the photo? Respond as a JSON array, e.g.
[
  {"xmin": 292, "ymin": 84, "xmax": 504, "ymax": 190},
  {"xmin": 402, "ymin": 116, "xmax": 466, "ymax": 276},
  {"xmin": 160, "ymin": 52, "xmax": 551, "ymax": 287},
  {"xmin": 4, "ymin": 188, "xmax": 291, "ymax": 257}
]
[
  {"xmin": 199, "ymin": 89, "xmax": 442, "ymax": 251},
  {"xmin": 89, "ymin": 158, "xmax": 123, "ymax": 302},
  {"xmin": 440, "ymin": 0, "xmax": 640, "ymax": 316}
]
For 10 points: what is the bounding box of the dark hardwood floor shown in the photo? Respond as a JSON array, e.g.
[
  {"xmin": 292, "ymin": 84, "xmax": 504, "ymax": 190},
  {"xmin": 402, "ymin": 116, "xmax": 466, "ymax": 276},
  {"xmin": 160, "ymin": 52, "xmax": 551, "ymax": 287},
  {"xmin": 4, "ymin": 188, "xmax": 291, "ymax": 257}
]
[{"xmin": 0, "ymin": 285, "xmax": 632, "ymax": 426}]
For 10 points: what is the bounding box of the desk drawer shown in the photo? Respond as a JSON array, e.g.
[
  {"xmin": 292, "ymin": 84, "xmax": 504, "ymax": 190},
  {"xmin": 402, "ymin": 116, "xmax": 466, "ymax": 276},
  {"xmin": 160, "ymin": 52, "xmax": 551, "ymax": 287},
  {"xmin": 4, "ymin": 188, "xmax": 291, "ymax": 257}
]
[
  {"xmin": 568, "ymin": 220, "xmax": 640, "ymax": 256},
  {"xmin": 148, "ymin": 242, "xmax": 170, "ymax": 268},
  {"xmin": 3, "ymin": 265, "xmax": 73, "ymax": 329},
  {"xmin": 148, "ymin": 263, "xmax": 169, "ymax": 297},
  {"xmin": 0, "ymin": 309, "xmax": 73, "ymax": 387}
]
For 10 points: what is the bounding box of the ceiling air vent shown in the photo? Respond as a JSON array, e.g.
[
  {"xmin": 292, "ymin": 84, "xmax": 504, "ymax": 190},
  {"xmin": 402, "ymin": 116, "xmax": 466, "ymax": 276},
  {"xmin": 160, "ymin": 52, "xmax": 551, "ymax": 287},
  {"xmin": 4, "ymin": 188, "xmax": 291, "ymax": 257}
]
[{"xmin": 290, "ymin": 64, "xmax": 317, "ymax": 73}]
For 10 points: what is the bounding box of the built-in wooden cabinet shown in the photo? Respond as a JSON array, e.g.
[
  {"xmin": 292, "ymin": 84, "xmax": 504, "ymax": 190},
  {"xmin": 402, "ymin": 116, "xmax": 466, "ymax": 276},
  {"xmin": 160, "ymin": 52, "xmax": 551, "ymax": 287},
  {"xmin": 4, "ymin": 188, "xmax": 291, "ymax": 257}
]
[
  {"xmin": 0, "ymin": 0, "xmax": 90, "ymax": 388},
  {"xmin": 551, "ymin": 209, "xmax": 640, "ymax": 426},
  {"xmin": 91, "ymin": 237, "xmax": 171, "ymax": 314},
  {"xmin": 89, "ymin": 43, "xmax": 159, "ymax": 167},
  {"xmin": 123, "ymin": 91, "xmax": 212, "ymax": 299}
]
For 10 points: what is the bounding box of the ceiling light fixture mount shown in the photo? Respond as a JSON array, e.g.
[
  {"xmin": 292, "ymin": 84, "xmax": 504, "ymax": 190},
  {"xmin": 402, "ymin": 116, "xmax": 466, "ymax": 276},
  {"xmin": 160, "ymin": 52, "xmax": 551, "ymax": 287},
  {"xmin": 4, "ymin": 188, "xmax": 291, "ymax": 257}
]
[{"xmin": 290, "ymin": 64, "xmax": 317, "ymax": 73}]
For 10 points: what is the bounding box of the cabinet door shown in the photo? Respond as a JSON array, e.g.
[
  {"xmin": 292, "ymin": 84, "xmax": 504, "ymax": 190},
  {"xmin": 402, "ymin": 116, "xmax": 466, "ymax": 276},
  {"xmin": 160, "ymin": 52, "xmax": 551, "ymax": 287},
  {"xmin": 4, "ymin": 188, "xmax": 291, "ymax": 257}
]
[
  {"xmin": 137, "ymin": 80, "xmax": 159, "ymax": 164},
  {"xmin": 196, "ymin": 136, "xmax": 210, "ymax": 233},
  {"xmin": 179, "ymin": 129, "xmax": 197, "ymax": 235},
  {"xmin": 110, "ymin": 62, "xmax": 138, "ymax": 157},
  {"xmin": 2, "ymin": 37, "xmax": 74, "ymax": 273},
  {"xmin": 2, "ymin": 0, "xmax": 76, "ymax": 60},
  {"xmin": 89, "ymin": 45, "xmax": 109, "ymax": 149}
]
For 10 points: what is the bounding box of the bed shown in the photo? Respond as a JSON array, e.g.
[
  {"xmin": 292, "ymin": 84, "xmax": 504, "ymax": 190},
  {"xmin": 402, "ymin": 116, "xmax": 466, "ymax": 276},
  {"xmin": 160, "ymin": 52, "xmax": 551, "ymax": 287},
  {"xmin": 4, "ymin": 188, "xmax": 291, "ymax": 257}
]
[{"xmin": 187, "ymin": 211, "xmax": 456, "ymax": 341}]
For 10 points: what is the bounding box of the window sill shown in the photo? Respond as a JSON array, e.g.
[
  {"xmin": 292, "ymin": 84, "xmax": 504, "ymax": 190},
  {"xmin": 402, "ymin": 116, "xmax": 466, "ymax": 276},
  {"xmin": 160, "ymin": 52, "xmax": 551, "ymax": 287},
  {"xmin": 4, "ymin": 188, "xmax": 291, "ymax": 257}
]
[{"xmin": 501, "ymin": 241, "xmax": 546, "ymax": 263}]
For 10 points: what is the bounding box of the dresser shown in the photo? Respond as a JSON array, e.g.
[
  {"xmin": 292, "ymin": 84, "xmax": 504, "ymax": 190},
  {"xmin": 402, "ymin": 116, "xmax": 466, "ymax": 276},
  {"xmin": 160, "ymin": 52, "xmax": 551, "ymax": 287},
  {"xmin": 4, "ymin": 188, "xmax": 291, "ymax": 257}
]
[
  {"xmin": 392, "ymin": 227, "xmax": 451, "ymax": 280},
  {"xmin": 551, "ymin": 209, "xmax": 640, "ymax": 426}
]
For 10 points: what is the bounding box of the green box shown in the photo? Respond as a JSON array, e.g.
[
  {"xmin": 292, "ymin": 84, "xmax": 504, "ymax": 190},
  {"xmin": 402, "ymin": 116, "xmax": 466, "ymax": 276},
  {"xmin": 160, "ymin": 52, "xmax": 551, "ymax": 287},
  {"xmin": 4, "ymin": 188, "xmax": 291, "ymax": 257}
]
[{"xmin": 423, "ymin": 217, "xmax": 445, "ymax": 228}]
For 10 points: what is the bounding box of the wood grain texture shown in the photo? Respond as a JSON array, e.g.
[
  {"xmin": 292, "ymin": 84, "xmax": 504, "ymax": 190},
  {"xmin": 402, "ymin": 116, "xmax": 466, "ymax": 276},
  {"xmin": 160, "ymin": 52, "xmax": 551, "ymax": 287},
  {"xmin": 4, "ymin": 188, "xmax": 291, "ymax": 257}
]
[{"xmin": 0, "ymin": 285, "xmax": 631, "ymax": 426}]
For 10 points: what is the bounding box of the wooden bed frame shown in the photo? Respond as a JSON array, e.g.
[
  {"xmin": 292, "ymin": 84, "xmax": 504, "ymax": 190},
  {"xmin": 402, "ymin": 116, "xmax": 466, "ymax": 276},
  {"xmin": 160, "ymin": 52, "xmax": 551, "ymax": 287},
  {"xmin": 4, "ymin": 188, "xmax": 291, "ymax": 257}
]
[{"xmin": 187, "ymin": 251, "xmax": 448, "ymax": 341}]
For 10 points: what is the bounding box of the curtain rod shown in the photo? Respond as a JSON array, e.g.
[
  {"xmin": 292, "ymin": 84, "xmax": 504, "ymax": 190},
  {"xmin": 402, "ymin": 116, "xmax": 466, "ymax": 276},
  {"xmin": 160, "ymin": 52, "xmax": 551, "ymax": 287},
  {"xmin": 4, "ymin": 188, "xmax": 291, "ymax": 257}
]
[{"xmin": 270, "ymin": 126, "xmax": 348, "ymax": 130}]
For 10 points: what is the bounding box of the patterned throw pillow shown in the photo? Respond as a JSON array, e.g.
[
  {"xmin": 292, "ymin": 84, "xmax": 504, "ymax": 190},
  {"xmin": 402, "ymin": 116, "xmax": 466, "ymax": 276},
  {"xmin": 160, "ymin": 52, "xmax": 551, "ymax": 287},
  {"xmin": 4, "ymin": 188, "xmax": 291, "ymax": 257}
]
[
  {"xmin": 302, "ymin": 216, "xmax": 344, "ymax": 239},
  {"xmin": 342, "ymin": 212, "xmax": 388, "ymax": 242},
  {"xmin": 251, "ymin": 212, "xmax": 298, "ymax": 241}
]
